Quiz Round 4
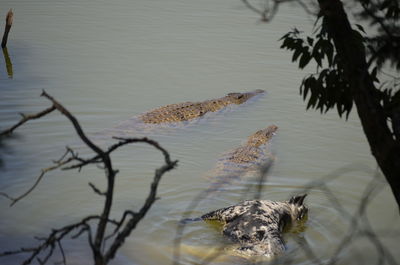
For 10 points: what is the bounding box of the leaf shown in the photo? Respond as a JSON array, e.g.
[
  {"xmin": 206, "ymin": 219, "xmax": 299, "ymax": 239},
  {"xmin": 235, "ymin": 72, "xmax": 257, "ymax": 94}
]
[
  {"xmin": 386, "ymin": 6, "xmax": 394, "ymax": 18},
  {"xmin": 325, "ymin": 41, "xmax": 334, "ymax": 66},
  {"xmin": 337, "ymin": 103, "xmax": 343, "ymax": 117},
  {"xmin": 314, "ymin": 53, "xmax": 322, "ymax": 67},
  {"xmin": 280, "ymin": 37, "xmax": 291, "ymax": 49},
  {"xmin": 278, "ymin": 32, "xmax": 290, "ymax": 41},
  {"xmin": 345, "ymin": 101, "xmax": 353, "ymax": 120},
  {"xmin": 292, "ymin": 48, "xmax": 303, "ymax": 62},
  {"xmin": 307, "ymin": 92, "xmax": 318, "ymax": 110},
  {"xmin": 380, "ymin": 0, "xmax": 391, "ymax": 10},
  {"xmin": 307, "ymin": 37, "xmax": 314, "ymax": 46},
  {"xmin": 370, "ymin": 67, "xmax": 380, "ymax": 83},
  {"xmin": 303, "ymin": 76, "xmax": 316, "ymax": 100},
  {"xmin": 299, "ymin": 51, "xmax": 311, "ymax": 69},
  {"xmin": 355, "ymin": 24, "xmax": 366, "ymax": 34},
  {"xmin": 352, "ymin": 29, "xmax": 365, "ymax": 43}
]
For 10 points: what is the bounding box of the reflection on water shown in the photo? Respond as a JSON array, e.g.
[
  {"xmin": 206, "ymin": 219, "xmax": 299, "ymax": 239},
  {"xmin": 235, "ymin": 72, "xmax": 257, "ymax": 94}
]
[
  {"xmin": 2, "ymin": 48, "xmax": 13, "ymax": 78},
  {"xmin": 0, "ymin": 0, "xmax": 399, "ymax": 264}
]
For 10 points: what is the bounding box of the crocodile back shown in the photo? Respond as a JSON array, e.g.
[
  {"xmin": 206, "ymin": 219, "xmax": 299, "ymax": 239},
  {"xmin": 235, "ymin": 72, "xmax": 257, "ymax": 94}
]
[
  {"xmin": 139, "ymin": 90, "xmax": 265, "ymax": 124},
  {"xmin": 204, "ymin": 126, "xmax": 277, "ymax": 194}
]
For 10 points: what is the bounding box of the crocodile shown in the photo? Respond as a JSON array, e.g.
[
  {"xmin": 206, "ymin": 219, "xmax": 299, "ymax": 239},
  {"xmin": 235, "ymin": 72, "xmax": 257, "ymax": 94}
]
[
  {"xmin": 139, "ymin": 89, "xmax": 265, "ymax": 124},
  {"xmin": 93, "ymin": 89, "xmax": 265, "ymax": 141},
  {"xmin": 201, "ymin": 194, "xmax": 308, "ymax": 258},
  {"xmin": 204, "ymin": 125, "xmax": 278, "ymax": 193}
]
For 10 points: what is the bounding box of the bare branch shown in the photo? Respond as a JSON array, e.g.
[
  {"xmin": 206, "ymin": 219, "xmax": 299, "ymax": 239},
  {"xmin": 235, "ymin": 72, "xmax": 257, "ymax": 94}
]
[
  {"xmin": 41, "ymin": 91, "xmax": 104, "ymax": 157},
  {"xmin": 0, "ymin": 105, "xmax": 56, "ymax": 136},
  {"xmin": 89, "ymin": 182, "xmax": 106, "ymax": 196},
  {"xmin": 1, "ymin": 91, "xmax": 178, "ymax": 265},
  {"xmin": 56, "ymin": 241, "xmax": 66, "ymax": 265},
  {"xmin": 242, "ymin": 0, "xmax": 264, "ymax": 17},
  {"xmin": 104, "ymin": 210, "xmax": 137, "ymax": 242},
  {"xmin": 104, "ymin": 136, "xmax": 177, "ymax": 262},
  {"xmin": 0, "ymin": 148, "xmax": 75, "ymax": 206},
  {"xmin": 241, "ymin": 0, "xmax": 317, "ymax": 21},
  {"xmin": 110, "ymin": 136, "xmax": 175, "ymax": 165},
  {"xmin": 1, "ymin": 9, "xmax": 13, "ymax": 48},
  {"xmin": 0, "ymin": 215, "xmax": 99, "ymax": 264}
]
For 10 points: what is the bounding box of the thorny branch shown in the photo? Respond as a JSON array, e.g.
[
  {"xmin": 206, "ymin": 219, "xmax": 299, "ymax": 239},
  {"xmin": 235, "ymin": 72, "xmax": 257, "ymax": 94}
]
[{"xmin": 0, "ymin": 90, "xmax": 178, "ymax": 265}]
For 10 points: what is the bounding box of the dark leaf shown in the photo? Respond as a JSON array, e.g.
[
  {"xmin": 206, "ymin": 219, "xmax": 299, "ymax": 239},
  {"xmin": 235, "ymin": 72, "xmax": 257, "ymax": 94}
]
[
  {"xmin": 292, "ymin": 48, "xmax": 303, "ymax": 62},
  {"xmin": 325, "ymin": 41, "xmax": 334, "ymax": 66},
  {"xmin": 314, "ymin": 53, "xmax": 322, "ymax": 67},
  {"xmin": 337, "ymin": 103, "xmax": 343, "ymax": 117},
  {"xmin": 355, "ymin": 24, "xmax": 366, "ymax": 34},
  {"xmin": 307, "ymin": 37, "xmax": 314, "ymax": 46},
  {"xmin": 279, "ymin": 32, "xmax": 291, "ymax": 41},
  {"xmin": 299, "ymin": 51, "xmax": 311, "ymax": 69},
  {"xmin": 307, "ymin": 92, "xmax": 318, "ymax": 110},
  {"xmin": 370, "ymin": 67, "xmax": 380, "ymax": 83},
  {"xmin": 280, "ymin": 37, "xmax": 294, "ymax": 49}
]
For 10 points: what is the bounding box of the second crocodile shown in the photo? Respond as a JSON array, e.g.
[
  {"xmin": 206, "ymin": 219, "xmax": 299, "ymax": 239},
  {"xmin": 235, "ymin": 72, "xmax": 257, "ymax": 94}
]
[{"xmin": 205, "ymin": 125, "xmax": 278, "ymax": 193}]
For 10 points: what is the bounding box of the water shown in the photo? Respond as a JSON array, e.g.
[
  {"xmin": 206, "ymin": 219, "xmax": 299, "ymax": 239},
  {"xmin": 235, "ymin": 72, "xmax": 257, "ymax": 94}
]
[{"xmin": 1, "ymin": 0, "xmax": 399, "ymax": 264}]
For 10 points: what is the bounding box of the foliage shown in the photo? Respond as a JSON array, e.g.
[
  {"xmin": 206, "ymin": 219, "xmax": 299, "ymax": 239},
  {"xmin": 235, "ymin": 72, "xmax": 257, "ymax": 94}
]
[
  {"xmin": 357, "ymin": 0, "xmax": 400, "ymax": 70},
  {"xmin": 279, "ymin": 0, "xmax": 400, "ymax": 121},
  {"xmin": 280, "ymin": 27, "xmax": 354, "ymax": 118}
]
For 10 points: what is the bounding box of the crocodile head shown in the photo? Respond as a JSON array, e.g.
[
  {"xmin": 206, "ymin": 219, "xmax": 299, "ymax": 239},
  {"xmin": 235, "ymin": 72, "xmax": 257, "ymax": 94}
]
[
  {"xmin": 277, "ymin": 194, "xmax": 308, "ymax": 234},
  {"xmin": 246, "ymin": 125, "xmax": 278, "ymax": 147},
  {"xmin": 226, "ymin": 89, "xmax": 265, "ymax": 104},
  {"xmin": 287, "ymin": 194, "xmax": 308, "ymax": 221}
]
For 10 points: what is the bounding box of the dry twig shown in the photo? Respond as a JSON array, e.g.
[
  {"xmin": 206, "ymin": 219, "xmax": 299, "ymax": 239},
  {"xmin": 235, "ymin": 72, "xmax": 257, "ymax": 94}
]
[
  {"xmin": 1, "ymin": 9, "xmax": 13, "ymax": 48},
  {"xmin": 0, "ymin": 90, "xmax": 178, "ymax": 265}
]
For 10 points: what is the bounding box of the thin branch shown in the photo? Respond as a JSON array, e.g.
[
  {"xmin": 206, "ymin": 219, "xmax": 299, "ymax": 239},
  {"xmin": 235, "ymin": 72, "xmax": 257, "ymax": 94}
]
[
  {"xmin": 1, "ymin": 9, "xmax": 13, "ymax": 48},
  {"xmin": 0, "ymin": 148, "xmax": 75, "ymax": 206},
  {"xmin": 1, "ymin": 91, "xmax": 179, "ymax": 265},
  {"xmin": 242, "ymin": 0, "xmax": 264, "ymax": 16},
  {"xmin": 104, "ymin": 210, "xmax": 137, "ymax": 242},
  {"xmin": 292, "ymin": 236, "xmax": 323, "ymax": 265},
  {"xmin": 242, "ymin": 0, "xmax": 317, "ymax": 21},
  {"xmin": 0, "ymin": 105, "xmax": 56, "ymax": 136},
  {"xmin": 104, "ymin": 137, "xmax": 177, "ymax": 262},
  {"xmin": 110, "ymin": 137, "xmax": 174, "ymax": 165},
  {"xmin": 0, "ymin": 215, "xmax": 99, "ymax": 264},
  {"xmin": 56, "ymin": 241, "xmax": 66, "ymax": 265},
  {"xmin": 254, "ymin": 160, "xmax": 273, "ymax": 200},
  {"xmin": 360, "ymin": 3, "xmax": 394, "ymax": 41},
  {"xmin": 326, "ymin": 175, "xmax": 383, "ymax": 265},
  {"xmin": 89, "ymin": 182, "xmax": 106, "ymax": 196},
  {"xmin": 41, "ymin": 91, "xmax": 104, "ymax": 157}
]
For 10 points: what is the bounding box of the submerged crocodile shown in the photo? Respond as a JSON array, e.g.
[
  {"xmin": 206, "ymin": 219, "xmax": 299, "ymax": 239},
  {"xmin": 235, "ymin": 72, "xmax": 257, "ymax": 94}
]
[
  {"xmin": 139, "ymin": 89, "xmax": 264, "ymax": 124},
  {"xmin": 205, "ymin": 125, "xmax": 278, "ymax": 192},
  {"xmin": 95, "ymin": 89, "xmax": 265, "ymax": 141},
  {"xmin": 201, "ymin": 194, "xmax": 308, "ymax": 257}
]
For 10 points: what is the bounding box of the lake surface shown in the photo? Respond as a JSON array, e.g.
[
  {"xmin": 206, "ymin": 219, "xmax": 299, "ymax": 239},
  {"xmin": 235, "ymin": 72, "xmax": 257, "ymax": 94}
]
[{"xmin": 0, "ymin": 0, "xmax": 399, "ymax": 264}]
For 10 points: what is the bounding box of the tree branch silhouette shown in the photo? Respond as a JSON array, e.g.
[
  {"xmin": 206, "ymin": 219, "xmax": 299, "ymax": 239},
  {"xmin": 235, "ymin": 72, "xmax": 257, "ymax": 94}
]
[{"xmin": 0, "ymin": 91, "xmax": 178, "ymax": 265}]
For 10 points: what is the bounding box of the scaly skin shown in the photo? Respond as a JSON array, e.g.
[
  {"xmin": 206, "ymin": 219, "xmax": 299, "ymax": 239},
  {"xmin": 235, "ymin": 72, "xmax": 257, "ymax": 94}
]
[
  {"xmin": 224, "ymin": 125, "xmax": 278, "ymax": 164},
  {"xmin": 139, "ymin": 89, "xmax": 264, "ymax": 124},
  {"xmin": 205, "ymin": 125, "xmax": 278, "ymax": 192},
  {"xmin": 201, "ymin": 195, "xmax": 308, "ymax": 257}
]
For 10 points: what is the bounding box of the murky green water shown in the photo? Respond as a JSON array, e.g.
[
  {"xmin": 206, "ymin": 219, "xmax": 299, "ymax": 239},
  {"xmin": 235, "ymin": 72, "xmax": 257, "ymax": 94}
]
[{"xmin": 1, "ymin": 0, "xmax": 399, "ymax": 264}]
